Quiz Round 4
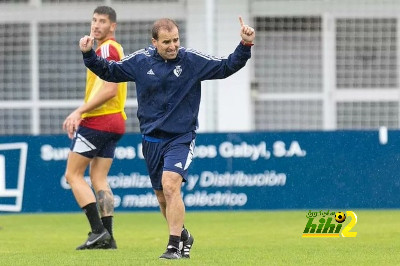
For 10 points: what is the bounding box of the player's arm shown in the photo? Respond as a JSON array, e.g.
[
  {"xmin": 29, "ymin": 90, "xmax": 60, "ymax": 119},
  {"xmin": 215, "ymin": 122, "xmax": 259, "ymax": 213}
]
[
  {"xmin": 75, "ymin": 44, "xmax": 121, "ymax": 115},
  {"xmin": 79, "ymin": 35, "xmax": 135, "ymax": 83},
  {"xmin": 80, "ymin": 82, "xmax": 118, "ymax": 115},
  {"xmin": 64, "ymin": 42, "xmax": 121, "ymax": 138},
  {"xmin": 81, "ymin": 49, "xmax": 136, "ymax": 83},
  {"xmin": 193, "ymin": 16, "xmax": 255, "ymax": 81},
  {"xmin": 79, "ymin": 34, "xmax": 136, "ymax": 82},
  {"xmin": 62, "ymin": 82, "xmax": 117, "ymax": 138}
]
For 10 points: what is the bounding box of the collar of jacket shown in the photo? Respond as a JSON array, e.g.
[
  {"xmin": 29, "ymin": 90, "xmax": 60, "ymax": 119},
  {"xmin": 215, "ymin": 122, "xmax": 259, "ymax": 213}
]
[{"xmin": 153, "ymin": 47, "xmax": 182, "ymax": 62}]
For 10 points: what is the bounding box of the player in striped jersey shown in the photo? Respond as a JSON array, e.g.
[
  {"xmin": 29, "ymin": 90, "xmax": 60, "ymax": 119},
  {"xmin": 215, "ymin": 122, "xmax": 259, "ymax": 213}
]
[{"xmin": 63, "ymin": 6, "xmax": 127, "ymax": 250}]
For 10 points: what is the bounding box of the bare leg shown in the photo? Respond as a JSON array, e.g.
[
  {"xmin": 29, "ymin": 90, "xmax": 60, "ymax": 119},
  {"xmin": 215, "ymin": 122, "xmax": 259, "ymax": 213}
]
[
  {"xmin": 161, "ymin": 171, "xmax": 184, "ymax": 236},
  {"xmin": 65, "ymin": 152, "xmax": 95, "ymax": 206},
  {"xmin": 154, "ymin": 189, "xmax": 167, "ymax": 219},
  {"xmin": 90, "ymin": 157, "xmax": 114, "ymax": 217}
]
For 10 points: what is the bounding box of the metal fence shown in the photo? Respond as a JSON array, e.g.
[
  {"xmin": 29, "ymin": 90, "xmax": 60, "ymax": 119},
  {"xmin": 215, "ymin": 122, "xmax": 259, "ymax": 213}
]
[{"xmin": 1, "ymin": 0, "xmax": 400, "ymax": 134}]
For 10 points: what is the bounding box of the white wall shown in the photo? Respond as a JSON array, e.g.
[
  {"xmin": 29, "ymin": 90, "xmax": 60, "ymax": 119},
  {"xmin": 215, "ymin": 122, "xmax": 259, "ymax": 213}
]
[
  {"xmin": 186, "ymin": 0, "xmax": 253, "ymax": 132},
  {"xmin": 215, "ymin": 0, "xmax": 252, "ymax": 132}
]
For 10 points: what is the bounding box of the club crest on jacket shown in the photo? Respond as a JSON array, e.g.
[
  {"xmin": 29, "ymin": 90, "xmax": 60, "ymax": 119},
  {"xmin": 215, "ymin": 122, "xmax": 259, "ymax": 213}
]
[{"xmin": 174, "ymin": 66, "xmax": 182, "ymax": 77}]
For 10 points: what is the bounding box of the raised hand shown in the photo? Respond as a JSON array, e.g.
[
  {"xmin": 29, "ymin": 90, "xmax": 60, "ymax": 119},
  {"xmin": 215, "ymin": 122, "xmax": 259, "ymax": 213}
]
[
  {"xmin": 79, "ymin": 33, "xmax": 94, "ymax": 52},
  {"xmin": 239, "ymin": 16, "xmax": 255, "ymax": 44}
]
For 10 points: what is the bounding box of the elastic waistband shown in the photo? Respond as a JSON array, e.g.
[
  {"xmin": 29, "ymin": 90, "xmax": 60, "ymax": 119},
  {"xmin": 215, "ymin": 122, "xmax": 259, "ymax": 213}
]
[
  {"xmin": 142, "ymin": 135, "xmax": 164, "ymax": 143},
  {"xmin": 142, "ymin": 130, "xmax": 183, "ymax": 142}
]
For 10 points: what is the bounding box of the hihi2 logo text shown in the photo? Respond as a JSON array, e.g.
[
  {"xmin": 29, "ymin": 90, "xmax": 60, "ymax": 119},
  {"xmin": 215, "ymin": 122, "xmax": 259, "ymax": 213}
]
[{"xmin": 302, "ymin": 210, "xmax": 357, "ymax": 238}]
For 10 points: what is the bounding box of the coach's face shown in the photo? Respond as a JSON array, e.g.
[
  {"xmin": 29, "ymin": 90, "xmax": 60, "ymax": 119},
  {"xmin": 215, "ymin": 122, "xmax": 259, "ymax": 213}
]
[
  {"xmin": 91, "ymin": 13, "xmax": 116, "ymax": 44},
  {"xmin": 152, "ymin": 27, "xmax": 180, "ymax": 60}
]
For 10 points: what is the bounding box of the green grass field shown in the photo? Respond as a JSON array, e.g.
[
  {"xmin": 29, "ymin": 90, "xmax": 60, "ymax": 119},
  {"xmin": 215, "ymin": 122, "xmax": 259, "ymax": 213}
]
[{"xmin": 0, "ymin": 210, "xmax": 399, "ymax": 265}]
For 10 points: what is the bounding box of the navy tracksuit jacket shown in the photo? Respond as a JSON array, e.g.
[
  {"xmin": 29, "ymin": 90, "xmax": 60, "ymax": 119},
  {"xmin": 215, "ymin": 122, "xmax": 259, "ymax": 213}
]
[{"xmin": 82, "ymin": 42, "xmax": 252, "ymax": 136}]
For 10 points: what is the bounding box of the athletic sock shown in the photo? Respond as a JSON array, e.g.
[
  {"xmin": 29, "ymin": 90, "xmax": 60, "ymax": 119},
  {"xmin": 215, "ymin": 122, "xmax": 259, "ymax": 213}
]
[
  {"xmin": 82, "ymin": 202, "xmax": 104, "ymax": 234},
  {"xmin": 101, "ymin": 216, "xmax": 113, "ymax": 237},
  {"xmin": 168, "ymin": 235, "xmax": 181, "ymax": 250},
  {"xmin": 181, "ymin": 226, "xmax": 189, "ymax": 241}
]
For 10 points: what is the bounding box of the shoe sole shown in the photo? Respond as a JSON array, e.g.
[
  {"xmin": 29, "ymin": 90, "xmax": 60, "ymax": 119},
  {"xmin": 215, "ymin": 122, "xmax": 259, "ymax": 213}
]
[
  {"xmin": 159, "ymin": 256, "xmax": 181, "ymax": 260},
  {"xmin": 92, "ymin": 239, "xmax": 117, "ymax": 250}
]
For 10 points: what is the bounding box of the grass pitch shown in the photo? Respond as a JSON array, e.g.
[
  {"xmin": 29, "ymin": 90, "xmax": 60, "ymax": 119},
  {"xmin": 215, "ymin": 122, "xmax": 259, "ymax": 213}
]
[{"xmin": 0, "ymin": 210, "xmax": 399, "ymax": 265}]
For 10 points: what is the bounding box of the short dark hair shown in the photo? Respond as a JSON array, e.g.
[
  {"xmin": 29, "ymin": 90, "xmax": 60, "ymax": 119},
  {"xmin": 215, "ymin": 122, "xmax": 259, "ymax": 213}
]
[
  {"xmin": 152, "ymin": 18, "xmax": 179, "ymax": 40},
  {"xmin": 93, "ymin": 6, "xmax": 117, "ymax": 23}
]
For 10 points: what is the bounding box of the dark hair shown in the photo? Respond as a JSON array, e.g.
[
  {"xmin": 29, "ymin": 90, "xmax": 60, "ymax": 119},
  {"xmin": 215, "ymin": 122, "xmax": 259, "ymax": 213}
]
[
  {"xmin": 93, "ymin": 6, "xmax": 117, "ymax": 23},
  {"xmin": 152, "ymin": 18, "xmax": 179, "ymax": 40}
]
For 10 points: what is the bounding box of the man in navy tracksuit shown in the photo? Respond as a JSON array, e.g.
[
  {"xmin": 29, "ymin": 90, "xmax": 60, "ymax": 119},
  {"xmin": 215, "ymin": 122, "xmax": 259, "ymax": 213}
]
[{"xmin": 79, "ymin": 16, "xmax": 255, "ymax": 259}]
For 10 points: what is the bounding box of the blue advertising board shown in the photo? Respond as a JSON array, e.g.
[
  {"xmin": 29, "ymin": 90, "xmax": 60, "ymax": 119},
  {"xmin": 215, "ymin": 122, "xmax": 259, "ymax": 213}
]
[{"xmin": 0, "ymin": 130, "xmax": 399, "ymax": 213}]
